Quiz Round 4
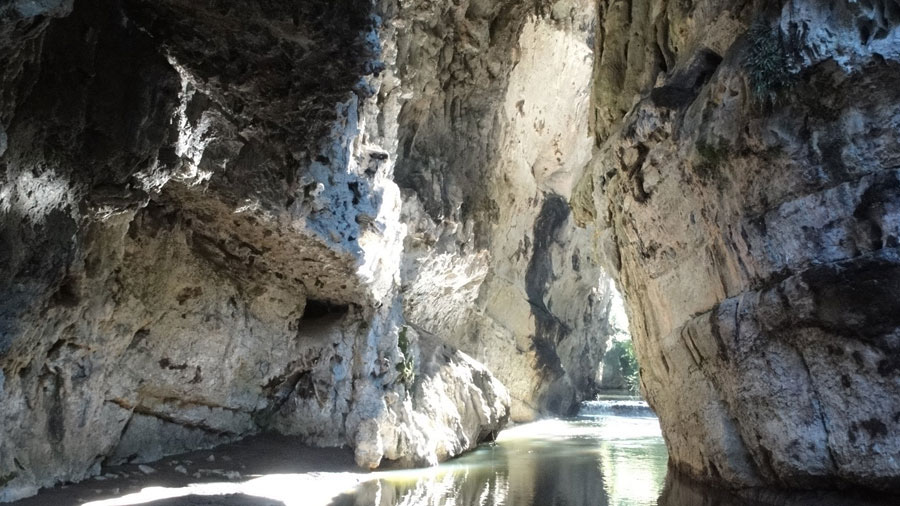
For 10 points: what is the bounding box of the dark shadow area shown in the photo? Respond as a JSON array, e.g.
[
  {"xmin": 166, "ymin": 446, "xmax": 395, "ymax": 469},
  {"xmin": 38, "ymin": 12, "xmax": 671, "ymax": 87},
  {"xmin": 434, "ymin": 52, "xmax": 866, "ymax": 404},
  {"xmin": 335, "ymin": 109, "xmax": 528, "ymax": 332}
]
[
  {"xmin": 658, "ymin": 469, "xmax": 900, "ymax": 506},
  {"xmin": 138, "ymin": 494, "xmax": 284, "ymax": 506},
  {"xmin": 301, "ymin": 300, "xmax": 350, "ymax": 321},
  {"xmin": 11, "ymin": 435, "xmax": 362, "ymax": 506}
]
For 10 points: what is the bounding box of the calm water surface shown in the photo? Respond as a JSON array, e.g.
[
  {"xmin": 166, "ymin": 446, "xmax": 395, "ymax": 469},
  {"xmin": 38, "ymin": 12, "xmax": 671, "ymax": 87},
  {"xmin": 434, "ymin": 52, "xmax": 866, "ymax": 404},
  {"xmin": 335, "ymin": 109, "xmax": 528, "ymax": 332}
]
[
  {"xmin": 332, "ymin": 401, "xmax": 898, "ymax": 506},
  {"xmin": 16, "ymin": 401, "xmax": 896, "ymax": 505},
  {"xmin": 333, "ymin": 400, "xmax": 669, "ymax": 506}
]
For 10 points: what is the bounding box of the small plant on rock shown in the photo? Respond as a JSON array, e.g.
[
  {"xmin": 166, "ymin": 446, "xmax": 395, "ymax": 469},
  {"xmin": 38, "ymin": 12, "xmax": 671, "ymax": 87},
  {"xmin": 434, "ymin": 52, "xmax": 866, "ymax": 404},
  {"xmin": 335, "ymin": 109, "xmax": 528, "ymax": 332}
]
[
  {"xmin": 694, "ymin": 140, "xmax": 731, "ymax": 184},
  {"xmin": 620, "ymin": 339, "xmax": 641, "ymax": 396},
  {"xmin": 396, "ymin": 326, "xmax": 416, "ymax": 387},
  {"xmin": 743, "ymin": 19, "xmax": 795, "ymax": 107}
]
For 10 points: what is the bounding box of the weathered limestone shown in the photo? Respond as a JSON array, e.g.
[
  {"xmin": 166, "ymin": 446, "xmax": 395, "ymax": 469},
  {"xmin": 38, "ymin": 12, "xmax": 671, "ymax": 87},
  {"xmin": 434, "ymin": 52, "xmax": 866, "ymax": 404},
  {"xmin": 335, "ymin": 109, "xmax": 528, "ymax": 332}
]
[
  {"xmin": 7, "ymin": 0, "xmax": 898, "ymax": 499},
  {"xmin": 0, "ymin": 0, "xmax": 498, "ymax": 500},
  {"xmin": 0, "ymin": 0, "xmax": 611, "ymax": 500},
  {"xmin": 392, "ymin": 0, "xmax": 613, "ymax": 420},
  {"xmin": 577, "ymin": 0, "xmax": 900, "ymax": 491}
]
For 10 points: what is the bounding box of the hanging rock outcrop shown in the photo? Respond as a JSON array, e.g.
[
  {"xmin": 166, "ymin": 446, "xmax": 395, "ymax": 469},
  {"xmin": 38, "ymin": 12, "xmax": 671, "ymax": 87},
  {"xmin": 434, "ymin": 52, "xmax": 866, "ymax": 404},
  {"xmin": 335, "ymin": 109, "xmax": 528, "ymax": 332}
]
[
  {"xmin": 577, "ymin": 0, "xmax": 900, "ymax": 492},
  {"xmin": 0, "ymin": 0, "xmax": 612, "ymax": 500}
]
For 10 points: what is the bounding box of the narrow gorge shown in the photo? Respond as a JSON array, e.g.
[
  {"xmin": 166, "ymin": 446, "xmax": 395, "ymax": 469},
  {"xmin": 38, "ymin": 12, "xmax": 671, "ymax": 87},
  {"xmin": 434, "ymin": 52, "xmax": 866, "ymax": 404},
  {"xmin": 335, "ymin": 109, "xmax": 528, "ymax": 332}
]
[{"xmin": 1, "ymin": 0, "xmax": 899, "ymax": 503}]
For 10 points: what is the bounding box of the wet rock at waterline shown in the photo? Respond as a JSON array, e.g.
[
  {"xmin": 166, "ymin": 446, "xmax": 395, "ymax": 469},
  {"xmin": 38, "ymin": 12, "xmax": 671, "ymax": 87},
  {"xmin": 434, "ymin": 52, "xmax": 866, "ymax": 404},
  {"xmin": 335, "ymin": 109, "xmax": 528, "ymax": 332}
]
[
  {"xmin": 348, "ymin": 330, "xmax": 510, "ymax": 469},
  {"xmin": 577, "ymin": 0, "xmax": 900, "ymax": 492}
]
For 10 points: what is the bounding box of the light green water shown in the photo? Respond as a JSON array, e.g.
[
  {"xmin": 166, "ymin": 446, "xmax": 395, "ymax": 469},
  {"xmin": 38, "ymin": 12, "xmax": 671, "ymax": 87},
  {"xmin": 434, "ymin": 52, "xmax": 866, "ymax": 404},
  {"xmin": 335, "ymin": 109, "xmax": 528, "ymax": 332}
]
[
  {"xmin": 332, "ymin": 408, "xmax": 669, "ymax": 506},
  {"xmin": 330, "ymin": 405, "xmax": 898, "ymax": 506}
]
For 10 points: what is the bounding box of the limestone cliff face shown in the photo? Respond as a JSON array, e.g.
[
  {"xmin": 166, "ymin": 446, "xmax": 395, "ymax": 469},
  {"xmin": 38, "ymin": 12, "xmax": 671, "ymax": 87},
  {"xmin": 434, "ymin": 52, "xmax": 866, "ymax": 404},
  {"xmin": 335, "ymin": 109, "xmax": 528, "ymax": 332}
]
[
  {"xmin": 0, "ymin": 0, "xmax": 610, "ymax": 500},
  {"xmin": 388, "ymin": 0, "xmax": 612, "ymax": 420},
  {"xmin": 577, "ymin": 0, "xmax": 900, "ymax": 492},
  {"xmin": 6, "ymin": 0, "xmax": 896, "ymax": 499}
]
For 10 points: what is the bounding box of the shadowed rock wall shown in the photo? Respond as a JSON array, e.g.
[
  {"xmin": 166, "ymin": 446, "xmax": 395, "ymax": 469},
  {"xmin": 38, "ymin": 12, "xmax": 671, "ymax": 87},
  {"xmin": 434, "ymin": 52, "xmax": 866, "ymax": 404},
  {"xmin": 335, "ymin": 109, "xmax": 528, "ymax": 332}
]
[
  {"xmin": 0, "ymin": 0, "xmax": 612, "ymax": 500},
  {"xmin": 577, "ymin": 0, "xmax": 900, "ymax": 492},
  {"xmin": 10, "ymin": 0, "xmax": 896, "ymax": 499}
]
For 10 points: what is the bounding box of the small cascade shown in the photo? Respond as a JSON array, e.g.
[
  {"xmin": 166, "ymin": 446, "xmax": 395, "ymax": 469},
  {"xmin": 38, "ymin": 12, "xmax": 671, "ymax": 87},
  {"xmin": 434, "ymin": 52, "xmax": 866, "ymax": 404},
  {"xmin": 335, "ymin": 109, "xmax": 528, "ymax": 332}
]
[{"xmin": 578, "ymin": 399, "xmax": 655, "ymax": 418}]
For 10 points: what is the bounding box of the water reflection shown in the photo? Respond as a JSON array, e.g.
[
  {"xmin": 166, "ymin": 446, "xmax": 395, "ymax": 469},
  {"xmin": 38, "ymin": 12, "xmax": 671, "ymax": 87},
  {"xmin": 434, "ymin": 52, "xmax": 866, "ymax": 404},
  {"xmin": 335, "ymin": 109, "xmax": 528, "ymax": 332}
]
[
  {"xmin": 331, "ymin": 402, "xmax": 668, "ymax": 506},
  {"xmin": 657, "ymin": 472, "xmax": 897, "ymax": 506},
  {"xmin": 330, "ymin": 402, "xmax": 900, "ymax": 506},
  {"xmin": 39, "ymin": 400, "xmax": 898, "ymax": 506}
]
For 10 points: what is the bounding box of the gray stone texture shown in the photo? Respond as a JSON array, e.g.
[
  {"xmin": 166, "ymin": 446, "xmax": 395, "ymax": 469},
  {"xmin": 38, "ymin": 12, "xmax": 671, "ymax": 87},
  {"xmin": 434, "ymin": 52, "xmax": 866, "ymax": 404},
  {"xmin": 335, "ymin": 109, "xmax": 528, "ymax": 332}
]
[
  {"xmin": 577, "ymin": 0, "xmax": 900, "ymax": 492},
  {"xmin": 0, "ymin": 0, "xmax": 609, "ymax": 500},
  {"xmin": 6, "ymin": 0, "xmax": 899, "ymax": 500}
]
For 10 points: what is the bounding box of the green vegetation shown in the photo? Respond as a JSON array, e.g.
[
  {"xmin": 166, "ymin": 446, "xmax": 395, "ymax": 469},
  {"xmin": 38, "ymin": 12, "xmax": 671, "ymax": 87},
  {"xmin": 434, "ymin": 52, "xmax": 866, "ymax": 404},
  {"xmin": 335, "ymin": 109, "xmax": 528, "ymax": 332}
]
[
  {"xmin": 743, "ymin": 20, "xmax": 795, "ymax": 107},
  {"xmin": 694, "ymin": 140, "xmax": 730, "ymax": 183},
  {"xmin": 609, "ymin": 339, "xmax": 641, "ymax": 396},
  {"xmin": 396, "ymin": 326, "xmax": 415, "ymax": 387}
]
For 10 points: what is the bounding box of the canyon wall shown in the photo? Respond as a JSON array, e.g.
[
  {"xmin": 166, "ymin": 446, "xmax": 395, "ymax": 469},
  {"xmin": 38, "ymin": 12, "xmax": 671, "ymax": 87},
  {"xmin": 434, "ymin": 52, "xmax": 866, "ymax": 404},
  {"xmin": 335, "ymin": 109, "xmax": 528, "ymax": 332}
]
[
  {"xmin": 577, "ymin": 0, "xmax": 900, "ymax": 492},
  {"xmin": 0, "ymin": 0, "xmax": 611, "ymax": 500},
  {"xmin": 5, "ymin": 0, "xmax": 899, "ymax": 500},
  {"xmin": 388, "ymin": 0, "xmax": 613, "ymax": 420}
]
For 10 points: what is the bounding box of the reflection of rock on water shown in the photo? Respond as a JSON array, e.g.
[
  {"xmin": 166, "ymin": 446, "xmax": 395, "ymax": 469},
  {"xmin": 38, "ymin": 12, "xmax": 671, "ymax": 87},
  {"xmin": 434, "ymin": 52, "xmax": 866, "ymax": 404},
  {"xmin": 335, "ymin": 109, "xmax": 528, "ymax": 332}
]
[
  {"xmin": 597, "ymin": 434, "xmax": 668, "ymax": 505},
  {"xmin": 330, "ymin": 415, "xmax": 666, "ymax": 506},
  {"xmin": 657, "ymin": 471, "xmax": 899, "ymax": 506},
  {"xmin": 340, "ymin": 472, "xmax": 510, "ymax": 506},
  {"xmin": 334, "ymin": 445, "xmax": 609, "ymax": 506},
  {"xmin": 331, "ymin": 411, "xmax": 900, "ymax": 506}
]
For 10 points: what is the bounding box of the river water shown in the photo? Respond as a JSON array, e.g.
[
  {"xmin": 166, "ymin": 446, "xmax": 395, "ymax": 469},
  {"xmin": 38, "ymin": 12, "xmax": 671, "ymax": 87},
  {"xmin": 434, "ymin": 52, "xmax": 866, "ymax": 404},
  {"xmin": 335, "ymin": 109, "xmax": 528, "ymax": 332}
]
[
  {"xmin": 16, "ymin": 399, "xmax": 897, "ymax": 506},
  {"xmin": 331, "ymin": 400, "xmax": 896, "ymax": 506},
  {"xmin": 332, "ymin": 399, "xmax": 669, "ymax": 506}
]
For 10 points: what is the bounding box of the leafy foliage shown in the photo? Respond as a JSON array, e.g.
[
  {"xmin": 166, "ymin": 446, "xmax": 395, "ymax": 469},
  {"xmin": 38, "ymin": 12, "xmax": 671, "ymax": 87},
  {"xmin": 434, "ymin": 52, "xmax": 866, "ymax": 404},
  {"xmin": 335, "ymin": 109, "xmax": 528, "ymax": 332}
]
[
  {"xmin": 396, "ymin": 326, "xmax": 416, "ymax": 387},
  {"xmin": 743, "ymin": 20, "xmax": 795, "ymax": 106},
  {"xmin": 610, "ymin": 339, "xmax": 641, "ymax": 396}
]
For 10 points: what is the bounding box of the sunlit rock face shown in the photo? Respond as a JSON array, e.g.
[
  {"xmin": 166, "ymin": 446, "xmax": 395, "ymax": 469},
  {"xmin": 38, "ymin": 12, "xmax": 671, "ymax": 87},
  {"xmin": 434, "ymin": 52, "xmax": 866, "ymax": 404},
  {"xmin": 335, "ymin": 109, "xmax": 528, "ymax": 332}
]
[
  {"xmin": 0, "ymin": 0, "xmax": 613, "ymax": 500},
  {"xmin": 390, "ymin": 0, "xmax": 614, "ymax": 421},
  {"xmin": 15, "ymin": 0, "xmax": 900, "ymax": 498},
  {"xmin": 577, "ymin": 0, "xmax": 900, "ymax": 492}
]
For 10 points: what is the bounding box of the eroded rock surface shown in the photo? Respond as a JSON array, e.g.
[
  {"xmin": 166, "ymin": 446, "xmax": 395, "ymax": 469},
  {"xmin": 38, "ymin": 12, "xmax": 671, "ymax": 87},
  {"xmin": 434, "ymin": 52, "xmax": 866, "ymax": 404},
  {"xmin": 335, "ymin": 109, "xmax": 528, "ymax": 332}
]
[
  {"xmin": 7, "ymin": 0, "xmax": 895, "ymax": 499},
  {"xmin": 391, "ymin": 0, "xmax": 613, "ymax": 420},
  {"xmin": 577, "ymin": 0, "xmax": 900, "ymax": 492},
  {"xmin": 0, "ymin": 0, "xmax": 611, "ymax": 500}
]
